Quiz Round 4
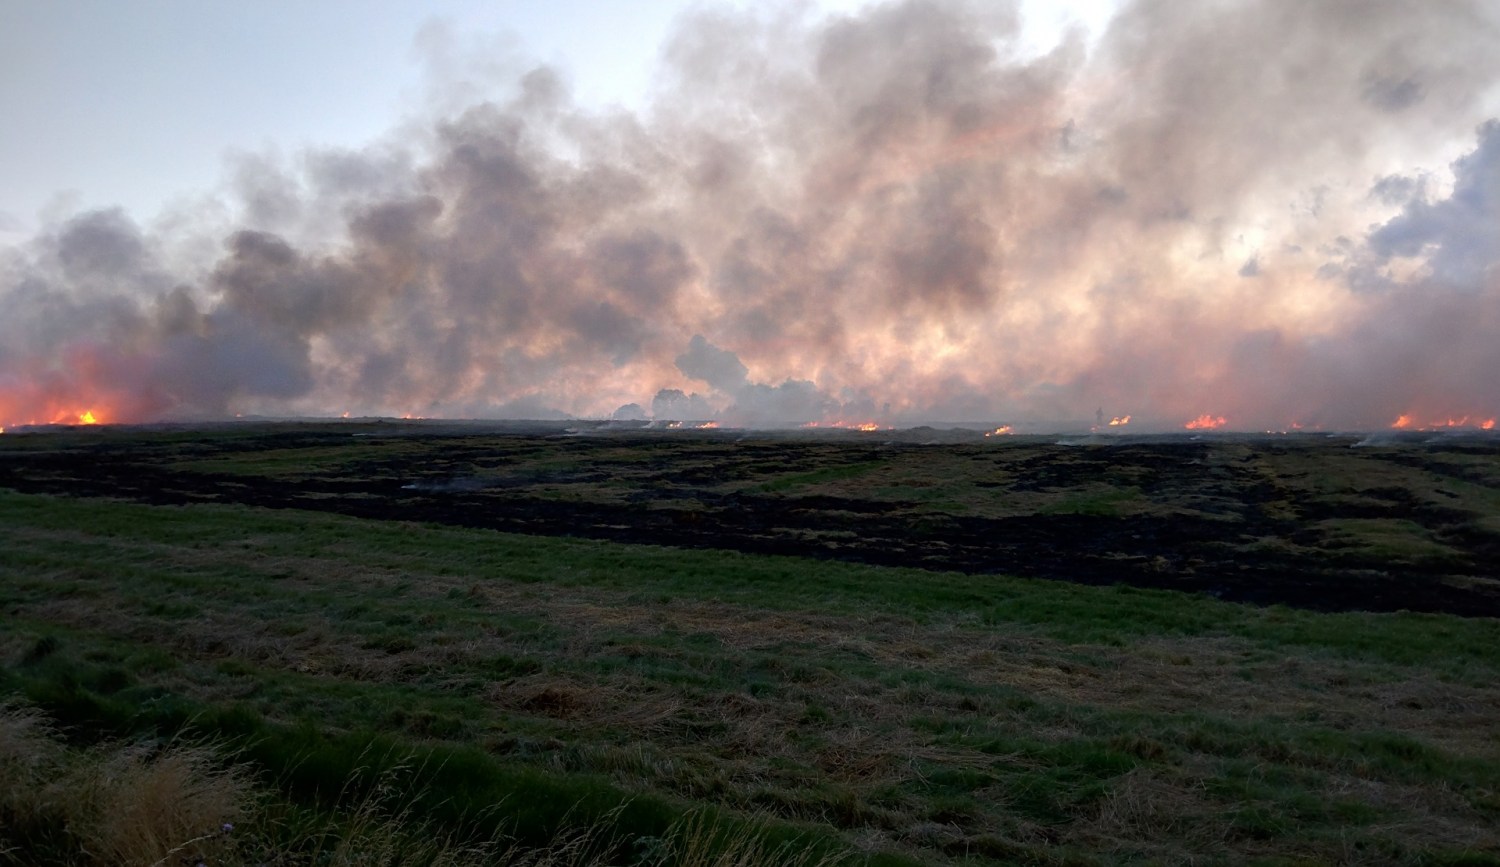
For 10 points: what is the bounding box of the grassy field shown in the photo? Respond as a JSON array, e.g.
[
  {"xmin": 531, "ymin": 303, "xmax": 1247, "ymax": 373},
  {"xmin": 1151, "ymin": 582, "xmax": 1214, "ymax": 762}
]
[
  {"xmin": 3, "ymin": 422, "xmax": 1498, "ymax": 616},
  {"xmin": 3, "ymin": 425, "xmax": 1500, "ymax": 864}
]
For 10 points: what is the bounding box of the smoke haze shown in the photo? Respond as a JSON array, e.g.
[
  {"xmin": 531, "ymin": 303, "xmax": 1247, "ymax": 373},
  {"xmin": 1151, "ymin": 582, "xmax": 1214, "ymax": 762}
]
[{"xmin": 3, "ymin": 0, "xmax": 1498, "ymax": 430}]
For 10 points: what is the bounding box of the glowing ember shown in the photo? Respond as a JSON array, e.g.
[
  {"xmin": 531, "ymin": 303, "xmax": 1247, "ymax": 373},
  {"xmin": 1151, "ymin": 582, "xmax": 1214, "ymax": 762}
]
[
  {"xmin": 1108, "ymin": 415, "xmax": 1131, "ymax": 426},
  {"xmin": 1184, "ymin": 414, "xmax": 1227, "ymax": 430},
  {"xmin": 803, "ymin": 420, "xmax": 886, "ymax": 431},
  {"xmin": 984, "ymin": 425, "xmax": 1013, "ymax": 436}
]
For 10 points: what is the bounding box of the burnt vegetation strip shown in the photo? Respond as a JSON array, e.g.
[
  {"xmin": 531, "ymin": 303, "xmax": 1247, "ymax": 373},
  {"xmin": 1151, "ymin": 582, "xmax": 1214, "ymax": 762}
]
[{"xmin": 1, "ymin": 424, "xmax": 1499, "ymax": 616}]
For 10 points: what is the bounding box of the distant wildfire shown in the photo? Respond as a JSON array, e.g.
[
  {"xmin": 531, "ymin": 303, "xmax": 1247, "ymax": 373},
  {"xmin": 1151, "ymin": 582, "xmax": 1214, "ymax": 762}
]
[
  {"xmin": 1184, "ymin": 415, "xmax": 1228, "ymax": 431},
  {"xmin": 2, "ymin": 0, "xmax": 1499, "ymax": 431},
  {"xmin": 0, "ymin": 409, "xmax": 100, "ymax": 431},
  {"xmin": 1391, "ymin": 415, "xmax": 1497, "ymax": 431}
]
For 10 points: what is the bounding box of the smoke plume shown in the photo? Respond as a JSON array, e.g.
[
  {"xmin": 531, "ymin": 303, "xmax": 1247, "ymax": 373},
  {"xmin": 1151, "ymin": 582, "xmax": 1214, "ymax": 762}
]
[{"xmin": 3, "ymin": 0, "xmax": 1498, "ymax": 430}]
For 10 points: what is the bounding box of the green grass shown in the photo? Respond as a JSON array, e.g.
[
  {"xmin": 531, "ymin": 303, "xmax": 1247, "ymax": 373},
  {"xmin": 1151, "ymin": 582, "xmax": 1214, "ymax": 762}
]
[
  {"xmin": 3, "ymin": 485, "xmax": 1500, "ymax": 864},
  {"xmin": 1038, "ymin": 485, "xmax": 1144, "ymax": 517},
  {"xmin": 1, "ymin": 702, "xmax": 871, "ymax": 867},
  {"xmin": 753, "ymin": 460, "xmax": 886, "ymax": 493},
  {"xmin": 7, "ymin": 486, "xmax": 1500, "ymax": 666},
  {"xmin": 1316, "ymin": 517, "xmax": 1464, "ymax": 564}
]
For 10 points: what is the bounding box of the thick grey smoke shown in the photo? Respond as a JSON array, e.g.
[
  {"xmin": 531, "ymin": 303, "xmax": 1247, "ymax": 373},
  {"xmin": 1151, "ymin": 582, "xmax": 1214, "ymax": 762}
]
[{"xmin": 3, "ymin": 0, "xmax": 1498, "ymax": 430}]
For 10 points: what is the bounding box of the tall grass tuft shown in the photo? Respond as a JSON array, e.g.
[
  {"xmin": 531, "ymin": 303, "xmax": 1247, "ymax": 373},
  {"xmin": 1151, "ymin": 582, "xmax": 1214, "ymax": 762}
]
[
  {"xmin": 1, "ymin": 699, "xmax": 249, "ymax": 866},
  {"xmin": 66, "ymin": 741, "xmax": 249, "ymax": 866},
  {"xmin": 0, "ymin": 700, "xmax": 65, "ymax": 855}
]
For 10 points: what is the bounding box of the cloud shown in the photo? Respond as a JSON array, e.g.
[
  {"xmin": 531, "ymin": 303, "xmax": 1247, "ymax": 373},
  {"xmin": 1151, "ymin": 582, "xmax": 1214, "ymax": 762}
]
[
  {"xmin": 2, "ymin": 0, "xmax": 1499, "ymax": 429},
  {"xmin": 675, "ymin": 335, "xmax": 749, "ymax": 393},
  {"xmin": 1368, "ymin": 120, "xmax": 1500, "ymax": 288}
]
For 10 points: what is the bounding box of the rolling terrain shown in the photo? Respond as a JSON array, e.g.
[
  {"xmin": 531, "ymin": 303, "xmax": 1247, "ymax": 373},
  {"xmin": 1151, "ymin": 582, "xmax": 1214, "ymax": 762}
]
[{"xmin": 3, "ymin": 423, "xmax": 1499, "ymax": 865}]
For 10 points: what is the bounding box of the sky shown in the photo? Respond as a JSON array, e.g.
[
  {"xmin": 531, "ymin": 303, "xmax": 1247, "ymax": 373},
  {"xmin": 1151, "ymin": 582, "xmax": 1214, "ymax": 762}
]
[
  {"xmin": 1, "ymin": 0, "xmax": 1498, "ymax": 431},
  {"xmin": 0, "ymin": 0, "xmax": 702, "ymax": 236},
  {"xmin": 1, "ymin": 0, "xmax": 1104, "ymax": 236}
]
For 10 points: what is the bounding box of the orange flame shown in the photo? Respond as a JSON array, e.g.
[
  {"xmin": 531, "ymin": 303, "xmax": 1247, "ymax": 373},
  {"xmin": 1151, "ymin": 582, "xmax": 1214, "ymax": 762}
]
[
  {"xmin": 1392, "ymin": 414, "xmax": 1495, "ymax": 431},
  {"xmin": 694, "ymin": 421, "xmax": 720, "ymax": 429},
  {"xmin": 1184, "ymin": 414, "xmax": 1227, "ymax": 430},
  {"xmin": 34, "ymin": 409, "xmax": 104, "ymax": 426},
  {"xmin": 984, "ymin": 425, "xmax": 1013, "ymax": 436},
  {"xmin": 1108, "ymin": 415, "xmax": 1131, "ymax": 426}
]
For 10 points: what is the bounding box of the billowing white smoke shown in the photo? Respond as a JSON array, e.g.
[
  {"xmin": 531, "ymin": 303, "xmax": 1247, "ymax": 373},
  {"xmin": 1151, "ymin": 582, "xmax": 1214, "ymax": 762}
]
[{"xmin": 2, "ymin": 0, "xmax": 1498, "ymax": 430}]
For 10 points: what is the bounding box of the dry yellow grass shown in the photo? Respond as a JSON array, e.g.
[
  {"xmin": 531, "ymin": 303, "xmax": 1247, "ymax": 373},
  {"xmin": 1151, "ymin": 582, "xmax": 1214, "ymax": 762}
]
[
  {"xmin": 2, "ymin": 701, "xmax": 249, "ymax": 867},
  {"xmin": 67, "ymin": 743, "xmax": 249, "ymax": 867},
  {"xmin": 0, "ymin": 700, "xmax": 62, "ymax": 835}
]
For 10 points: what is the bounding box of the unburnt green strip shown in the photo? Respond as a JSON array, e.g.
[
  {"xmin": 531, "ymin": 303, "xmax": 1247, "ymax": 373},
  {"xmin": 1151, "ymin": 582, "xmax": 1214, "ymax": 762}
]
[{"xmin": 3, "ymin": 489, "xmax": 1498, "ymax": 673}]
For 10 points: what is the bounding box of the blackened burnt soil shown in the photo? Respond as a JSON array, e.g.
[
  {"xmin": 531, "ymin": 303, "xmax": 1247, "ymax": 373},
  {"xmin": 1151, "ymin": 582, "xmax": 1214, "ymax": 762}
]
[{"xmin": 3, "ymin": 425, "xmax": 1499, "ymax": 616}]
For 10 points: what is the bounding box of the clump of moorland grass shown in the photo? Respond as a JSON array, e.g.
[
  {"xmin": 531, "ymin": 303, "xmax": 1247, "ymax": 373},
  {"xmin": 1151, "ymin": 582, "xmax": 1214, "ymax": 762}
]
[
  {"xmin": 68, "ymin": 744, "xmax": 248, "ymax": 866},
  {"xmin": 0, "ymin": 702, "xmax": 496, "ymax": 866},
  {"xmin": 0, "ymin": 700, "xmax": 852, "ymax": 867},
  {"xmin": 0, "ymin": 700, "xmax": 63, "ymax": 843},
  {"xmin": 1, "ymin": 699, "xmax": 250, "ymax": 866}
]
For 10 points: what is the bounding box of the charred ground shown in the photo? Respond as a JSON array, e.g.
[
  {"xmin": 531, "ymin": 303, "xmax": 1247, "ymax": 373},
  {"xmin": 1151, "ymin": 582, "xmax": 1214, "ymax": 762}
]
[{"xmin": 2, "ymin": 422, "xmax": 1497, "ymax": 617}]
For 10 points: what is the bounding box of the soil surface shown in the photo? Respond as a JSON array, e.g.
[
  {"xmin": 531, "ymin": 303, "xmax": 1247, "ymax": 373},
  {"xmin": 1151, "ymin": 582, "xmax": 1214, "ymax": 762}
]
[{"xmin": 4, "ymin": 422, "xmax": 1499, "ymax": 616}]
